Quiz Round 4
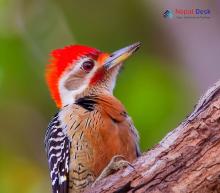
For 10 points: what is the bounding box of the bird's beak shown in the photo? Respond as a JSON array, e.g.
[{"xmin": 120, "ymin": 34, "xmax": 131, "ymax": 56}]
[{"xmin": 104, "ymin": 42, "xmax": 141, "ymax": 70}]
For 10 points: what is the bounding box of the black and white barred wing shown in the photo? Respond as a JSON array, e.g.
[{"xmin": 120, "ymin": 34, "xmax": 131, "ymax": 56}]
[{"xmin": 45, "ymin": 113, "xmax": 70, "ymax": 193}]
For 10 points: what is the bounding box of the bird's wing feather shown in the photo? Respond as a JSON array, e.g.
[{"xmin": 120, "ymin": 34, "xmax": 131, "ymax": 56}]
[
  {"xmin": 45, "ymin": 113, "xmax": 70, "ymax": 193},
  {"xmin": 98, "ymin": 94, "xmax": 141, "ymax": 157}
]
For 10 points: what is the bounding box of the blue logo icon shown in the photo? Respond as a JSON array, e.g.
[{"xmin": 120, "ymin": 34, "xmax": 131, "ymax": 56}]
[{"xmin": 163, "ymin": 10, "xmax": 173, "ymax": 18}]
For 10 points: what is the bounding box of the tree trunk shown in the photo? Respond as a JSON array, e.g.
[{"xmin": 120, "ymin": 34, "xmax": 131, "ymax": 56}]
[{"xmin": 85, "ymin": 80, "xmax": 220, "ymax": 193}]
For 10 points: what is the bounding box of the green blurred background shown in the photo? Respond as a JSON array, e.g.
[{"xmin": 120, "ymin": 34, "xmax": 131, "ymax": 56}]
[{"xmin": 1, "ymin": 0, "xmax": 220, "ymax": 192}]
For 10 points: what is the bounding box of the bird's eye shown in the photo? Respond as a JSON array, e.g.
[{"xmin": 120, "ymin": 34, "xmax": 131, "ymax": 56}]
[{"xmin": 82, "ymin": 60, "xmax": 95, "ymax": 72}]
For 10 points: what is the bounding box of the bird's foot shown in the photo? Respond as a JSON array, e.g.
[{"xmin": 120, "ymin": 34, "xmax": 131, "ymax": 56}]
[{"xmin": 92, "ymin": 155, "xmax": 133, "ymax": 187}]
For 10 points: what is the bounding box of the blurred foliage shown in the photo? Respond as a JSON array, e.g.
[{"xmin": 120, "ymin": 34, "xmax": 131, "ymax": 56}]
[
  {"xmin": 115, "ymin": 56, "xmax": 189, "ymax": 149},
  {"xmin": 0, "ymin": 0, "xmax": 195, "ymax": 192},
  {"xmin": 0, "ymin": 149, "xmax": 49, "ymax": 193}
]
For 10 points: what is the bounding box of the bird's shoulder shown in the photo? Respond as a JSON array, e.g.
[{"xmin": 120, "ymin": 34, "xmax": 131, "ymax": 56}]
[
  {"xmin": 59, "ymin": 94, "xmax": 127, "ymax": 122},
  {"xmin": 95, "ymin": 94, "xmax": 128, "ymax": 123}
]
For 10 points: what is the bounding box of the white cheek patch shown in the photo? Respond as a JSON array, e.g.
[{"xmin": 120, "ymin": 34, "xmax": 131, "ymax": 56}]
[{"xmin": 58, "ymin": 58, "xmax": 98, "ymax": 107}]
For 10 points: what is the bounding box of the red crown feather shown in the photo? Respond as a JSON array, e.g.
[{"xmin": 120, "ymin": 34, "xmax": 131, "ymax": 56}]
[{"xmin": 46, "ymin": 45, "xmax": 101, "ymax": 108}]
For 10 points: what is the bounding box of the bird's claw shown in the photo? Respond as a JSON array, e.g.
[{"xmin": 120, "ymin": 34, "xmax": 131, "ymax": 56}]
[{"xmin": 92, "ymin": 155, "xmax": 133, "ymax": 187}]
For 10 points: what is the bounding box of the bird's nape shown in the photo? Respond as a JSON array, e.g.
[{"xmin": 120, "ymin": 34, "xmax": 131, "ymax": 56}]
[{"xmin": 46, "ymin": 45, "xmax": 101, "ymax": 108}]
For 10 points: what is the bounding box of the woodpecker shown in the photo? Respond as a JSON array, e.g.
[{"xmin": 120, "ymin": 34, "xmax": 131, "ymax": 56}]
[{"xmin": 45, "ymin": 42, "xmax": 141, "ymax": 193}]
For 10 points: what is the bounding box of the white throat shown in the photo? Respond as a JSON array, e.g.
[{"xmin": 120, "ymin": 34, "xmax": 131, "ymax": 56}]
[{"xmin": 59, "ymin": 83, "xmax": 87, "ymax": 107}]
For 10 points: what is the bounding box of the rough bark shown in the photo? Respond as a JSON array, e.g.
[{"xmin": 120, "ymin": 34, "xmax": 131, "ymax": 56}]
[{"xmin": 85, "ymin": 80, "xmax": 220, "ymax": 193}]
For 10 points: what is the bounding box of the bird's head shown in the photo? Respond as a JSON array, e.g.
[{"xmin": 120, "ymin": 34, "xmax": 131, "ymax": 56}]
[{"xmin": 46, "ymin": 42, "xmax": 141, "ymax": 108}]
